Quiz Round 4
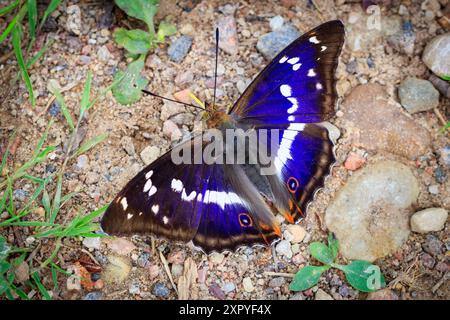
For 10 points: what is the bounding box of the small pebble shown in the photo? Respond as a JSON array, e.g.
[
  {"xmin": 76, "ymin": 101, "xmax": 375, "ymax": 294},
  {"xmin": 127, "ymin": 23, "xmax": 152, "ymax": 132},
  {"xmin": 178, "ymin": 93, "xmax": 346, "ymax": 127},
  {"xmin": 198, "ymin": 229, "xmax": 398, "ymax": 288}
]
[
  {"xmin": 344, "ymin": 152, "xmax": 366, "ymax": 171},
  {"xmin": 49, "ymin": 101, "xmax": 60, "ymax": 117},
  {"xmin": 421, "ymin": 253, "xmax": 436, "ymax": 269},
  {"xmin": 222, "ymin": 282, "xmax": 236, "ymax": 294},
  {"xmin": 242, "ymin": 277, "xmax": 255, "ymax": 293},
  {"xmin": 256, "ymin": 24, "xmax": 300, "ymax": 60},
  {"xmin": 83, "ymin": 291, "xmax": 103, "ymax": 300},
  {"xmin": 398, "ymin": 77, "xmax": 440, "ymax": 114},
  {"xmin": 168, "ymin": 36, "xmax": 193, "ymax": 63},
  {"xmin": 428, "ymin": 184, "xmax": 439, "ymax": 195},
  {"xmin": 82, "ymin": 237, "xmax": 101, "ymax": 250},
  {"xmin": 129, "ymin": 282, "xmax": 141, "ymax": 295},
  {"xmin": 367, "ymin": 288, "xmax": 398, "ymax": 300},
  {"xmin": 217, "ymin": 16, "xmax": 239, "ymax": 55},
  {"xmin": 269, "ymin": 16, "xmax": 284, "ymax": 31},
  {"xmin": 137, "ymin": 252, "xmax": 151, "ymax": 268},
  {"xmin": 76, "ymin": 155, "xmax": 89, "ymax": 170},
  {"xmin": 153, "ymin": 282, "xmax": 170, "ymax": 298},
  {"xmin": 268, "ymin": 277, "xmax": 285, "ymax": 288},
  {"xmin": 109, "ymin": 238, "xmax": 136, "ymax": 255},
  {"xmin": 275, "ymin": 240, "xmax": 293, "ymax": 259},
  {"xmin": 422, "ymin": 235, "xmax": 444, "ymax": 256},
  {"xmin": 411, "ymin": 208, "xmax": 448, "ymax": 233},
  {"xmin": 209, "ymin": 283, "xmax": 226, "ymax": 299},
  {"xmin": 140, "ymin": 146, "xmax": 160, "ymax": 165},
  {"xmin": 422, "ymin": 33, "xmax": 450, "ymax": 78},
  {"xmin": 284, "ymin": 225, "xmax": 306, "ymax": 243},
  {"xmin": 209, "ymin": 252, "xmax": 225, "ymax": 265},
  {"xmin": 315, "ymin": 289, "xmax": 333, "ymax": 300}
]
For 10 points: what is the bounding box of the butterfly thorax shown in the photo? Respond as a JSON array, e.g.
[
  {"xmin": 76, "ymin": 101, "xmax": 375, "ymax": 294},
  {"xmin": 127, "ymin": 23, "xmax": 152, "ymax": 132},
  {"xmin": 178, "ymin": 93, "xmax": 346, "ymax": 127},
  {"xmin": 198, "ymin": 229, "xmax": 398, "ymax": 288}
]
[{"xmin": 206, "ymin": 110, "xmax": 234, "ymax": 129}]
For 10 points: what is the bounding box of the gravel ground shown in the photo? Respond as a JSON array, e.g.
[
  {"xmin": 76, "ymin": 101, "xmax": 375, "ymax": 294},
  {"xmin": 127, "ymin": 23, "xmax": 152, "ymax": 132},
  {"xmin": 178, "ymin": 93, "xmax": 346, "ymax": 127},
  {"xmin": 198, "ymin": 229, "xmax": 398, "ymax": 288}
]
[{"xmin": 0, "ymin": 0, "xmax": 449, "ymax": 300}]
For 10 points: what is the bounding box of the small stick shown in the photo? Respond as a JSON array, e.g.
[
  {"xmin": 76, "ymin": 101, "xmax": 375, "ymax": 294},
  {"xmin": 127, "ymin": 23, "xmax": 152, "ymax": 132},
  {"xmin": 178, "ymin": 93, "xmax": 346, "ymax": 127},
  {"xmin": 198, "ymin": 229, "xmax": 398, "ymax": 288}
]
[
  {"xmin": 264, "ymin": 271, "xmax": 295, "ymax": 278},
  {"xmin": 159, "ymin": 251, "xmax": 178, "ymax": 294},
  {"xmin": 434, "ymin": 108, "xmax": 449, "ymax": 131}
]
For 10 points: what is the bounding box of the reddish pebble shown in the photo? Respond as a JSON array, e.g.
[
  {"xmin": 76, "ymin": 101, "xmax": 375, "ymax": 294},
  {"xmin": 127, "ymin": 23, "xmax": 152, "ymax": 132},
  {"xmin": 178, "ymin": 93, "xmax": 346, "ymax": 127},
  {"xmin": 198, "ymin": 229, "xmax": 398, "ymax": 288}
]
[
  {"xmin": 148, "ymin": 265, "xmax": 160, "ymax": 280},
  {"xmin": 167, "ymin": 250, "xmax": 186, "ymax": 265},
  {"xmin": 344, "ymin": 152, "xmax": 366, "ymax": 171},
  {"xmin": 281, "ymin": 0, "xmax": 297, "ymax": 8},
  {"xmin": 81, "ymin": 45, "xmax": 92, "ymax": 55},
  {"xmin": 173, "ymin": 89, "xmax": 192, "ymax": 104},
  {"xmin": 94, "ymin": 279, "xmax": 104, "ymax": 290},
  {"xmin": 197, "ymin": 267, "xmax": 207, "ymax": 284}
]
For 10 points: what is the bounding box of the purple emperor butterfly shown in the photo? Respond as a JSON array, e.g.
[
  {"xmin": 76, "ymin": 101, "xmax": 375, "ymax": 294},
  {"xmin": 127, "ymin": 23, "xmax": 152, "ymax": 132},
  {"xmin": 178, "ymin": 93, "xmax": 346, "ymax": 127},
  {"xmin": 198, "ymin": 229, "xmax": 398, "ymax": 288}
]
[{"xmin": 101, "ymin": 21, "xmax": 345, "ymax": 253}]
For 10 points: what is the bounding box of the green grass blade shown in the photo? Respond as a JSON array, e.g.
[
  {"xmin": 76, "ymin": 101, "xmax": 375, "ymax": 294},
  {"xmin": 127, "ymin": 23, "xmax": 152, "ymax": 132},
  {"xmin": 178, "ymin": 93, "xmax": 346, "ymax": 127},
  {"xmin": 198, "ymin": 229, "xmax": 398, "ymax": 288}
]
[
  {"xmin": 0, "ymin": 141, "xmax": 9, "ymax": 177},
  {"xmin": 80, "ymin": 70, "xmax": 92, "ymax": 116},
  {"xmin": 0, "ymin": 4, "xmax": 26, "ymax": 44},
  {"xmin": 0, "ymin": 0, "xmax": 19, "ymax": 17},
  {"xmin": 49, "ymin": 262, "xmax": 72, "ymax": 277},
  {"xmin": 86, "ymin": 73, "xmax": 124, "ymax": 110},
  {"xmin": 51, "ymin": 264, "xmax": 58, "ymax": 291},
  {"xmin": 32, "ymin": 120, "xmax": 52, "ymax": 158},
  {"xmin": 12, "ymin": 25, "xmax": 35, "ymax": 107},
  {"xmin": 26, "ymin": 39, "xmax": 53, "ymax": 69},
  {"xmin": 39, "ymin": 0, "xmax": 62, "ymax": 29},
  {"xmin": 27, "ymin": 0, "xmax": 37, "ymax": 40},
  {"xmin": 51, "ymin": 88, "xmax": 74, "ymax": 130},
  {"xmin": 42, "ymin": 189, "xmax": 51, "ymax": 218},
  {"xmin": 72, "ymin": 133, "xmax": 107, "ymax": 159},
  {"xmin": 49, "ymin": 175, "xmax": 62, "ymax": 224},
  {"xmin": 6, "ymin": 221, "xmax": 57, "ymax": 227},
  {"xmin": 31, "ymin": 272, "xmax": 51, "ymax": 300}
]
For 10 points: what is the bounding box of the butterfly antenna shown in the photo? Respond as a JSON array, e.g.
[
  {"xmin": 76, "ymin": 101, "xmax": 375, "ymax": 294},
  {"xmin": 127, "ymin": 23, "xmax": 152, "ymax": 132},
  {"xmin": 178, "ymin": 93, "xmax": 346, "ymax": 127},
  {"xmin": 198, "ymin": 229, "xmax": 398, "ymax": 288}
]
[
  {"xmin": 213, "ymin": 27, "xmax": 219, "ymax": 108},
  {"xmin": 141, "ymin": 89, "xmax": 206, "ymax": 111}
]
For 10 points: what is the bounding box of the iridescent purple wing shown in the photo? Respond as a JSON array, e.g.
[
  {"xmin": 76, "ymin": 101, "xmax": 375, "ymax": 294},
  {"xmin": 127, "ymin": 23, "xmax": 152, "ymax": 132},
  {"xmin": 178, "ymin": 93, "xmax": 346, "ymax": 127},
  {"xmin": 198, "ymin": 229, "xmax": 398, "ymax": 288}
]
[
  {"xmin": 230, "ymin": 20, "xmax": 344, "ymax": 124},
  {"xmin": 229, "ymin": 21, "xmax": 344, "ymax": 223},
  {"xmin": 101, "ymin": 138, "xmax": 280, "ymax": 253},
  {"xmin": 254, "ymin": 123, "xmax": 335, "ymax": 223},
  {"xmin": 101, "ymin": 139, "xmax": 205, "ymax": 243}
]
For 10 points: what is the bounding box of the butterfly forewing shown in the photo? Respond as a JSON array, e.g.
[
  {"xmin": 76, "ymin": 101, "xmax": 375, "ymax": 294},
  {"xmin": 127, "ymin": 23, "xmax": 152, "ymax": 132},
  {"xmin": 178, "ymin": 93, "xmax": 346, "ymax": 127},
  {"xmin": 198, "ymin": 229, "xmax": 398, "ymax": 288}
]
[{"xmin": 230, "ymin": 20, "xmax": 345, "ymax": 124}]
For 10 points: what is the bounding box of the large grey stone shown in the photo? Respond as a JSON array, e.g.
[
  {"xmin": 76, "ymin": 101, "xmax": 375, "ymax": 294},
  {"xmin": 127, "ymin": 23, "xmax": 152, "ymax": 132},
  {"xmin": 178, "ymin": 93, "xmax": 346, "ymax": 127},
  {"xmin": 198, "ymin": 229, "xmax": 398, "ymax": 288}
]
[
  {"xmin": 325, "ymin": 161, "xmax": 419, "ymax": 262},
  {"xmin": 422, "ymin": 33, "xmax": 450, "ymax": 79}
]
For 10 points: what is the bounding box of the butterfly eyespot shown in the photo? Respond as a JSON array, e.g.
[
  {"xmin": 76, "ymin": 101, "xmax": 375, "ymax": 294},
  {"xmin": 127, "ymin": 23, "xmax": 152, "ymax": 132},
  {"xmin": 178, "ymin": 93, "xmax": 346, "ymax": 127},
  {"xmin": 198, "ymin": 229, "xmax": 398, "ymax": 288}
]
[
  {"xmin": 287, "ymin": 176, "xmax": 299, "ymax": 193},
  {"xmin": 238, "ymin": 213, "xmax": 253, "ymax": 227}
]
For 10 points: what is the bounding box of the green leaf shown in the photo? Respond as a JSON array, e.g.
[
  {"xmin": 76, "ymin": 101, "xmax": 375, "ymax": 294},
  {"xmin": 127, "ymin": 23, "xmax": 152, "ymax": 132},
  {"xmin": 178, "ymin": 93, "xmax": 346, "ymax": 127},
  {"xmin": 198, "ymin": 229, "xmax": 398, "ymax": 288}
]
[
  {"xmin": 309, "ymin": 242, "xmax": 334, "ymax": 265},
  {"xmin": 27, "ymin": 0, "xmax": 37, "ymax": 40},
  {"xmin": 48, "ymin": 83, "xmax": 74, "ymax": 130},
  {"xmin": 32, "ymin": 272, "xmax": 51, "ymax": 300},
  {"xmin": 39, "ymin": 0, "xmax": 62, "ymax": 30},
  {"xmin": 440, "ymin": 74, "xmax": 450, "ymax": 81},
  {"xmin": 113, "ymin": 28, "xmax": 151, "ymax": 55},
  {"xmin": 0, "ymin": 0, "xmax": 19, "ymax": 17},
  {"xmin": 157, "ymin": 21, "xmax": 176, "ymax": 43},
  {"xmin": 0, "ymin": 236, "xmax": 10, "ymax": 260},
  {"xmin": 328, "ymin": 233, "xmax": 339, "ymax": 262},
  {"xmin": 0, "ymin": 260, "xmax": 11, "ymax": 274},
  {"xmin": 26, "ymin": 39, "xmax": 53, "ymax": 69},
  {"xmin": 112, "ymin": 57, "xmax": 149, "ymax": 105},
  {"xmin": 80, "ymin": 70, "xmax": 92, "ymax": 116},
  {"xmin": 72, "ymin": 133, "xmax": 107, "ymax": 159},
  {"xmin": 12, "ymin": 25, "xmax": 35, "ymax": 107},
  {"xmin": 289, "ymin": 265, "xmax": 330, "ymax": 291},
  {"xmin": 114, "ymin": 0, "xmax": 158, "ymax": 33},
  {"xmin": 0, "ymin": 3, "xmax": 26, "ymax": 44},
  {"xmin": 337, "ymin": 260, "xmax": 386, "ymax": 293},
  {"xmin": 49, "ymin": 175, "xmax": 62, "ymax": 224}
]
